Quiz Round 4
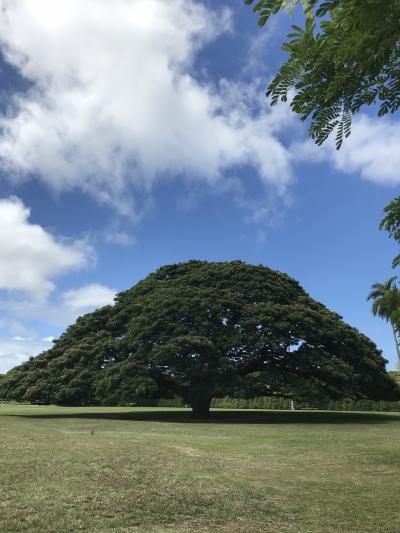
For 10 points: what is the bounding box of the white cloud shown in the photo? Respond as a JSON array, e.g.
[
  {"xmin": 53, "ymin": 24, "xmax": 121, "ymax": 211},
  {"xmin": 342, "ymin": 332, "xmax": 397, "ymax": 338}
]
[
  {"xmin": 104, "ymin": 229, "xmax": 136, "ymax": 247},
  {"xmin": 0, "ymin": 0, "xmax": 294, "ymax": 215},
  {"xmin": 0, "ymin": 197, "xmax": 93, "ymax": 300},
  {"xmin": 242, "ymin": 17, "xmax": 280, "ymax": 78},
  {"xmin": 0, "ymin": 338, "xmax": 51, "ymax": 373},
  {"xmin": 0, "ymin": 283, "xmax": 116, "ymax": 328},
  {"xmin": 332, "ymin": 117, "xmax": 400, "ymax": 185},
  {"xmin": 61, "ymin": 283, "xmax": 116, "ymax": 310},
  {"xmin": 0, "ymin": 284, "xmax": 115, "ymax": 372},
  {"xmin": 8, "ymin": 320, "xmax": 36, "ymax": 338},
  {"xmin": 295, "ymin": 115, "xmax": 400, "ymax": 186}
]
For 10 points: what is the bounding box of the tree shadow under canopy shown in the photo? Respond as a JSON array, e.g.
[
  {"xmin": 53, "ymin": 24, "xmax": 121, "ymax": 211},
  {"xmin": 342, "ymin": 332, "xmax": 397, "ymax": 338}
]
[{"xmin": 9, "ymin": 409, "xmax": 400, "ymax": 425}]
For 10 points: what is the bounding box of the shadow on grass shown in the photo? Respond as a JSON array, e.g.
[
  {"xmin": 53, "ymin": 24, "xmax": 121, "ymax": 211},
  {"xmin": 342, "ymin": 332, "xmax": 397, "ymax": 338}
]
[{"xmin": 9, "ymin": 409, "xmax": 400, "ymax": 425}]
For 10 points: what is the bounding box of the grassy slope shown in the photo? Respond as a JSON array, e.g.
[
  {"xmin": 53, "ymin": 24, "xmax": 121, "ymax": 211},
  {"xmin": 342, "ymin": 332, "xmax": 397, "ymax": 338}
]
[{"xmin": 1, "ymin": 405, "xmax": 400, "ymax": 532}]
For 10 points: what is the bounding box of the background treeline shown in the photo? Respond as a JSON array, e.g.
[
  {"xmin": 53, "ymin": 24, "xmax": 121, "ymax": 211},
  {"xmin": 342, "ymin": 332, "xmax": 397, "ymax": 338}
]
[
  {"xmin": 211, "ymin": 396, "xmax": 400, "ymax": 412},
  {"xmin": 137, "ymin": 395, "xmax": 400, "ymax": 412},
  {"xmin": 103, "ymin": 394, "xmax": 400, "ymax": 412}
]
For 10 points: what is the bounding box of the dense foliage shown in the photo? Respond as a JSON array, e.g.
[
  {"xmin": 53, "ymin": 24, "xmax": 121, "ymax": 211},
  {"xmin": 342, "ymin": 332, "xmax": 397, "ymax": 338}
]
[
  {"xmin": 245, "ymin": 0, "xmax": 400, "ymax": 148},
  {"xmin": 0, "ymin": 261, "xmax": 398, "ymax": 417},
  {"xmin": 212, "ymin": 395, "xmax": 400, "ymax": 413},
  {"xmin": 381, "ymin": 196, "xmax": 400, "ymax": 269},
  {"xmin": 368, "ymin": 278, "xmax": 400, "ymax": 365}
]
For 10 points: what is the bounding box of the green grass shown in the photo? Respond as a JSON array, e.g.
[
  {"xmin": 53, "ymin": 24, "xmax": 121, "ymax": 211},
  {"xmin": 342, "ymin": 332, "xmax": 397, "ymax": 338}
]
[{"xmin": 1, "ymin": 405, "xmax": 400, "ymax": 532}]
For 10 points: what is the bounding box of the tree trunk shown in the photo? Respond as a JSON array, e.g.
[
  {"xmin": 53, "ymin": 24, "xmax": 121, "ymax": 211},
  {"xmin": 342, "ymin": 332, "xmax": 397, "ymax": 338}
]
[
  {"xmin": 391, "ymin": 321, "xmax": 400, "ymax": 367},
  {"xmin": 190, "ymin": 391, "xmax": 211, "ymax": 419}
]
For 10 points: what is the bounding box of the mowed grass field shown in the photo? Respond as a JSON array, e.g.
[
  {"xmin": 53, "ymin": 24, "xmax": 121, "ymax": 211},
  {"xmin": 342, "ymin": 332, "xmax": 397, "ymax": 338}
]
[{"xmin": 1, "ymin": 405, "xmax": 400, "ymax": 532}]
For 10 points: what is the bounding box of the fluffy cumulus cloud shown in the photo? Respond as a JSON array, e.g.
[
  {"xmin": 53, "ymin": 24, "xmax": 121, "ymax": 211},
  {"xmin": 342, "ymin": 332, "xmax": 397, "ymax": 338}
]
[
  {"xmin": 296, "ymin": 115, "xmax": 400, "ymax": 186},
  {"xmin": 61, "ymin": 283, "xmax": 116, "ymax": 310},
  {"xmin": 0, "ymin": 197, "xmax": 92, "ymax": 300},
  {"xmin": 0, "ymin": 283, "xmax": 116, "ymax": 372},
  {"xmin": 0, "ymin": 338, "xmax": 53, "ymax": 373},
  {"xmin": 0, "ymin": 0, "xmax": 294, "ymax": 215},
  {"xmin": 332, "ymin": 117, "xmax": 400, "ymax": 185},
  {"xmin": 1, "ymin": 284, "xmax": 115, "ymax": 327}
]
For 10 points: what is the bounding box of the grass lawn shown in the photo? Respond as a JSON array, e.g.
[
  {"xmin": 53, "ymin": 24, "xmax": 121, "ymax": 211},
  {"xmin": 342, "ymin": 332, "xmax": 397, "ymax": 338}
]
[{"xmin": 1, "ymin": 405, "xmax": 400, "ymax": 532}]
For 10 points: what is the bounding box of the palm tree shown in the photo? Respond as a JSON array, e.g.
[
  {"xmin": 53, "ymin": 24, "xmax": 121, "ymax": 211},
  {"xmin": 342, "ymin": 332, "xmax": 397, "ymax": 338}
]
[{"xmin": 368, "ymin": 277, "xmax": 400, "ymax": 365}]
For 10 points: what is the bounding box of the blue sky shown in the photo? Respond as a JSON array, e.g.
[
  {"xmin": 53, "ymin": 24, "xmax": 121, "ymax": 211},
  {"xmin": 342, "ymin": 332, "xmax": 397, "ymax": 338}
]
[{"xmin": 0, "ymin": 0, "xmax": 399, "ymax": 372}]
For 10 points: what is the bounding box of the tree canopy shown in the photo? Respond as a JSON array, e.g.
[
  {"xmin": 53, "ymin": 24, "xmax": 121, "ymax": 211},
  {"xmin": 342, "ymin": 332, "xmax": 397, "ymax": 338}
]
[
  {"xmin": 245, "ymin": 0, "xmax": 400, "ymax": 148},
  {"xmin": 368, "ymin": 277, "xmax": 400, "ymax": 365},
  {"xmin": 380, "ymin": 196, "xmax": 400, "ymax": 269},
  {"xmin": 0, "ymin": 261, "xmax": 398, "ymax": 418}
]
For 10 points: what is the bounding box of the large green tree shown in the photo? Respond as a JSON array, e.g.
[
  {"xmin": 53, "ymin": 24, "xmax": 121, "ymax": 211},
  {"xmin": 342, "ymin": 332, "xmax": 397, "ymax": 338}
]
[
  {"xmin": 0, "ymin": 261, "xmax": 398, "ymax": 418},
  {"xmin": 245, "ymin": 0, "xmax": 400, "ymax": 148}
]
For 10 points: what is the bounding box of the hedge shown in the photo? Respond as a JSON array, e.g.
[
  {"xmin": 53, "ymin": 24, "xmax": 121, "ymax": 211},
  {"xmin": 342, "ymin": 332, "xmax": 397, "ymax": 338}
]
[{"xmin": 211, "ymin": 396, "xmax": 400, "ymax": 412}]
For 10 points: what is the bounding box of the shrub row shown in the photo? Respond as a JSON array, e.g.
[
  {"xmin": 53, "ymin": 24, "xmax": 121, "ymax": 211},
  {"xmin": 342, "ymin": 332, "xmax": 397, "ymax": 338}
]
[
  {"xmin": 211, "ymin": 396, "xmax": 400, "ymax": 412},
  {"xmin": 211, "ymin": 396, "xmax": 292, "ymax": 410}
]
